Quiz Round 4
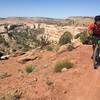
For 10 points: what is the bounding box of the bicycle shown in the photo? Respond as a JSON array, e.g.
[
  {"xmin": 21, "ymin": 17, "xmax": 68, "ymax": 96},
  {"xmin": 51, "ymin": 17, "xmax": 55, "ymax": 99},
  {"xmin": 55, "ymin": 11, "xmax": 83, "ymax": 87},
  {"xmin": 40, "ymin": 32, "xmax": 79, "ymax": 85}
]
[{"xmin": 92, "ymin": 37, "xmax": 100, "ymax": 69}]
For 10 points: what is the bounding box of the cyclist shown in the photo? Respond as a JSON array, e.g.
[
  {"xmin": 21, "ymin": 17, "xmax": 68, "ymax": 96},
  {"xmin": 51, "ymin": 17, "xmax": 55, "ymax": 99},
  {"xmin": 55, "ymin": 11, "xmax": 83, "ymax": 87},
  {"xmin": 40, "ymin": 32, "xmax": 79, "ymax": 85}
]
[{"xmin": 87, "ymin": 15, "xmax": 100, "ymax": 59}]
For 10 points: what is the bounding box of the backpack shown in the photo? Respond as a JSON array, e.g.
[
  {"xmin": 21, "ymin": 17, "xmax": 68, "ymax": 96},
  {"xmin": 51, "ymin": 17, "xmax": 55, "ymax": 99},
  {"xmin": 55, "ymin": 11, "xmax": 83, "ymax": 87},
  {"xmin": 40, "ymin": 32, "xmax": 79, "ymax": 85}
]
[{"xmin": 93, "ymin": 23, "xmax": 100, "ymax": 35}]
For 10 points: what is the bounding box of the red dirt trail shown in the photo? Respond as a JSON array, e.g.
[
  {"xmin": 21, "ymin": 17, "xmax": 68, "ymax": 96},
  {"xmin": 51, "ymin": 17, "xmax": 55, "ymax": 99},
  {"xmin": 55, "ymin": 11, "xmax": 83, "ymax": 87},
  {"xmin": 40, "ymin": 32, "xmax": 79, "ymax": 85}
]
[{"xmin": 0, "ymin": 45, "xmax": 100, "ymax": 100}]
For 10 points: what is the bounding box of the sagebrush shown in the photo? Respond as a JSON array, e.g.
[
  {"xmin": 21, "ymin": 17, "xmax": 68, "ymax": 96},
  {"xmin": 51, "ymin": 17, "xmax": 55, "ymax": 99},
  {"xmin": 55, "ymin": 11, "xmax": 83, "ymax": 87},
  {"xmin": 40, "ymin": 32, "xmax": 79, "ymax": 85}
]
[
  {"xmin": 54, "ymin": 59, "xmax": 73, "ymax": 72},
  {"xmin": 59, "ymin": 31, "xmax": 73, "ymax": 45}
]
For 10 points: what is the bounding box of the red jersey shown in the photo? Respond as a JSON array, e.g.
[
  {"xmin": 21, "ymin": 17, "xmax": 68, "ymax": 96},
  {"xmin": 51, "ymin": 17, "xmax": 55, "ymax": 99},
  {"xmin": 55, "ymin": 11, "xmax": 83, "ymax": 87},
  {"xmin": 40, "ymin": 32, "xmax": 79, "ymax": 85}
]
[
  {"xmin": 88, "ymin": 23, "xmax": 100, "ymax": 35},
  {"xmin": 87, "ymin": 23, "xmax": 94, "ymax": 32}
]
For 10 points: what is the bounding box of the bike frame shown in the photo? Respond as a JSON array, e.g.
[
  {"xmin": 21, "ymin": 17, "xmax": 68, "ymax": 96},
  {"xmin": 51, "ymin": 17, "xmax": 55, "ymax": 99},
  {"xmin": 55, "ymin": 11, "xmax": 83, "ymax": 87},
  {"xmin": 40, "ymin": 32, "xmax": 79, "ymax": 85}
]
[{"xmin": 93, "ymin": 43, "xmax": 100, "ymax": 68}]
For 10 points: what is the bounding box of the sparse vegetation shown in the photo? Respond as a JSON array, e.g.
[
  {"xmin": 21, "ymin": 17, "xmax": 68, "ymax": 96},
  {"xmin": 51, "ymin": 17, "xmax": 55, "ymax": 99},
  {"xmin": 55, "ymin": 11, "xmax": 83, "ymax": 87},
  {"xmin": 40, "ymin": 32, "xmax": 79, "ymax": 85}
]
[
  {"xmin": 0, "ymin": 35, "xmax": 5, "ymax": 44},
  {"xmin": 54, "ymin": 45, "xmax": 60, "ymax": 52},
  {"xmin": 0, "ymin": 72, "xmax": 12, "ymax": 79},
  {"xmin": 74, "ymin": 30, "xmax": 92, "ymax": 44},
  {"xmin": 17, "ymin": 69, "xmax": 24, "ymax": 73},
  {"xmin": 0, "ymin": 17, "xmax": 96, "ymax": 99},
  {"xmin": 59, "ymin": 31, "xmax": 73, "ymax": 45},
  {"xmin": 37, "ymin": 35, "xmax": 51, "ymax": 49},
  {"xmin": 46, "ymin": 45, "xmax": 53, "ymax": 51},
  {"xmin": 25, "ymin": 65, "xmax": 37, "ymax": 73},
  {"xmin": 74, "ymin": 33, "xmax": 80, "ymax": 39},
  {"xmin": 76, "ymin": 29, "xmax": 90, "ymax": 44},
  {"xmin": 67, "ymin": 44, "xmax": 75, "ymax": 51},
  {"xmin": 79, "ymin": 30, "xmax": 88, "ymax": 43},
  {"xmin": 4, "ymin": 28, "xmax": 46, "ymax": 53},
  {"xmin": 0, "ymin": 89, "xmax": 22, "ymax": 100},
  {"xmin": 54, "ymin": 59, "xmax": 73, "ymax": 72},
  {"xmin": 11, "ymin": 32, "xmax": 31, "ymax": 52},
  {"xmin": 0, "ymin": 35, "xmax": 9, "ymax": 47},
  {"xmin": 46, "ymin": 80, "xmax": 54, "ymax": 86}
]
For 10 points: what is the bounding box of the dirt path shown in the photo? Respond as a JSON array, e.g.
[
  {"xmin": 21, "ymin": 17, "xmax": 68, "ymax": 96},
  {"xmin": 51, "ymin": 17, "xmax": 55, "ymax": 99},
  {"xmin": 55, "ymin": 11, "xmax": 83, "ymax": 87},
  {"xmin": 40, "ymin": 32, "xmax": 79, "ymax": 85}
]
[
  {"xmin": 67, "ymin": 45, "xmax": 100, "ymax": 100},
  {"xmin": 1, "ymin": 45, "xmax": 100, "ymax": 100}
]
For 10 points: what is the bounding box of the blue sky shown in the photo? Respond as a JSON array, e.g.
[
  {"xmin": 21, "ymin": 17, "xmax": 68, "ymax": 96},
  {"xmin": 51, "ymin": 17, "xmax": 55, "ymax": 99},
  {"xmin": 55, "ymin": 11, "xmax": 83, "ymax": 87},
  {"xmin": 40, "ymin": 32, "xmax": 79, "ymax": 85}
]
[{"xmin": 0, "ymin": 0, "xmax": 100, "ymax": 18}]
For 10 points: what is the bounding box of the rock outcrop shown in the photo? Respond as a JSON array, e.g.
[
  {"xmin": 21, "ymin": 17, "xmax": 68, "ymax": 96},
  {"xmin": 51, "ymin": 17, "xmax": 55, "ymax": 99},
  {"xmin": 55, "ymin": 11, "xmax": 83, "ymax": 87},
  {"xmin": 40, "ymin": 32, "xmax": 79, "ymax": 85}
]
[{"xmin": 0, "ymin": 17, "xmax": 90, "ymax": 54}]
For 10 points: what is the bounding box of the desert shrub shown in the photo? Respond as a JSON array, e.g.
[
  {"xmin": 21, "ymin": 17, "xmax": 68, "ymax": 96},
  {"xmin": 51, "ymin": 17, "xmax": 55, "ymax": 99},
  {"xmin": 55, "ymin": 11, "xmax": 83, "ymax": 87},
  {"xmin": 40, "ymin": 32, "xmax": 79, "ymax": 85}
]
[
  {"xmin": 54, "ymin": 59, "xmax": 73, "ymax": 72},
  {"xmin": 53, "ymin": 45, "xmax": 60, "ymax": 52},
  {"xmin": 12, "ymin": 49, "xmax": 17, "ymax": 52},
  {"xmin": 59, "ymin": 31, "xmax": 73, "ymax": 45},
  {"xmin": 78, "ymin": 29, "xmax": 90, "ymax": 44},
  {"xmin": 37, "ymin": 35, "xmax": 50, "ymax": 49},
  {"xmin": 4, "ymin": 42, "xmax": 9, "ymax": 47},
  {"xmin": 46, "ymin": 45, "xmax": 53, "ymax": 51},
  {"xmin": 0, "ymin": 89, "xmax": 22, "ymax": 100},
  {"xmin": 0, "ymin": 72, "xmax": 12, "ymax": 79},
  {"xmin": 74, "ymin": 30, "xmax": 92, "ymax": 44},
  {"xmin": 25, "ymin": 65, "xmax": 36, "ymax": 73},
  {"xmin": 0, "ymin": 35, "xmax": 9, "ymax": 47},
  {"xmin": 74, "ymin": 33, "xmax": 80, "ymax": 39},
  {"xmin": 21, "ymin": 44, "xmax": 31, "ymax": 52},
  {"xmin": 12, "ymin": 32, "xmax": 28, "ymax": 44},
  {"xmin": 0, "ymin": 27, "xmax": 49, "ymax": 54},
  {"xmin": 79, "ymin": 30, "xmax": 87, "ymax": 43},
  {"xmin": 46, "ymin": 80, "xmax": 54, "ymax": 86},
  {"xmin": 0, "ymin": 35, "xmax": 5, "ymax": 44},
  {"xmin": 11, "ymin": 32, "xmax": 31, "ymax": 52},
  {"xmin": 0, "ymin": 27, "xmax": 53, "ymax": 54},
  {"xmin": 67, "ymin": 44, "xmax": 75, "ymax": 51},
  {"xmin": 17, "ymin": 69, "xmax": 24, "ymax": 73}
]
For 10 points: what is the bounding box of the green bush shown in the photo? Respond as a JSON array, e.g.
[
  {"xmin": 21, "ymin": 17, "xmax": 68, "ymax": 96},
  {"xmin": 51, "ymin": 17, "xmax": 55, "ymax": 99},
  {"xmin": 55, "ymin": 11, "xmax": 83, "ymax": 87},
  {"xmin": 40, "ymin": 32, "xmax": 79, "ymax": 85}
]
[
  {"xmin": 22, "ymin": 44, "xmax": 31, "ymax": 52},
  {"xmin": 0, "ymin": 28, "xmax": 48, "ymax": 54},
  {"xmin": 54, "ymin": 59, "xmax": 73, "ymax": 72},
  {"xmin": 74, "ymin": 30, "xmax": 92, "ymax": 44},
  {"xmin": 25, "ymin": 65, "xmax": 36, "ymax": 73},
  {"xmin": 46, "ymin": 45, "xmax": 53, "ymax": 51},
  {"xmin": 80, "ymin": 33, "xmax": 87, "ymax": 43},
  {"xmin": 74, "ymin": 33, "xmax": 80, "ymax": 39},
  {"xmin": 12, "ymin": 32, "xmax": 28, "ymax": 44},
  {"xmin": 79, "ymin": 30, "xmax": 89, "ymax": 44},
  {"xmin": 59, "ymin": 31, "xmax": 73, "ymax": 45}
]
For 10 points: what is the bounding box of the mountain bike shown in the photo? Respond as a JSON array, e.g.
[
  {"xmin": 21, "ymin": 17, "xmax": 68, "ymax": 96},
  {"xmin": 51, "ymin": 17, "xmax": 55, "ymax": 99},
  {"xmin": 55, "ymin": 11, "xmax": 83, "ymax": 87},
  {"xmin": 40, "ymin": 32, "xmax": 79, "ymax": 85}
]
[{"xmin": 93, "ymin": 37, "xmax": 100, "ymax": 69}]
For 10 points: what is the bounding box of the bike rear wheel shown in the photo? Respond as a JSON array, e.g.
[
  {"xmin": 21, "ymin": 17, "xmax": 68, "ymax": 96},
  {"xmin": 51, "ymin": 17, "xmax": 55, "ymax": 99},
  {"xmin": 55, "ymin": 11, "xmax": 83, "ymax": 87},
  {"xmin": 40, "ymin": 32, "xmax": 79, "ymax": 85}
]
[{"xmin": 93, "ymin": 46, "xmax": 99, "ymax": 69}]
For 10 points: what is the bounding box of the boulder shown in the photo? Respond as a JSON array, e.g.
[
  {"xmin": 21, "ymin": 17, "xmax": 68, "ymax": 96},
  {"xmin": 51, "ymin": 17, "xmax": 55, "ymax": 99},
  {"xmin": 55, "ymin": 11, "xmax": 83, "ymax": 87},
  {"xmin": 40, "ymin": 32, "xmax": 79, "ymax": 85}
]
[
  {"xmin": 17, "ymin": 56, "xmax": 38, "ymax": 64},
  {"xmin": 11, "ymin": 51, "xmax": 25, "ymax": 57},
  {"xmin": 57, "ymin": 45, "xmax": 67, "ymax": 54},
  {"xmin": 0, "ymin": 55, "xmax": 10, "ymax": 60},
  {"xmin": 0, "ymin": 24, "xmax": 7, "ymax": 33},
  {"xmin": 17, "ymin": 49, "xmax": 40, "ymax": 64},
  {"xmin": 61, "ymin": 68, "xmax": 68, "ymax": 72}
]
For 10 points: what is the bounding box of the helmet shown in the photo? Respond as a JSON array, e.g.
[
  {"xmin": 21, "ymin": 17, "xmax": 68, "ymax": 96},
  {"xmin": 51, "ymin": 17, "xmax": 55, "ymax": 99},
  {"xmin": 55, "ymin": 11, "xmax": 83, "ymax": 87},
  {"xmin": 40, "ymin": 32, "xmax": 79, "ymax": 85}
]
[{"xmin": 94, "ymin": 15, "xmax": 100, "ymax": 21}]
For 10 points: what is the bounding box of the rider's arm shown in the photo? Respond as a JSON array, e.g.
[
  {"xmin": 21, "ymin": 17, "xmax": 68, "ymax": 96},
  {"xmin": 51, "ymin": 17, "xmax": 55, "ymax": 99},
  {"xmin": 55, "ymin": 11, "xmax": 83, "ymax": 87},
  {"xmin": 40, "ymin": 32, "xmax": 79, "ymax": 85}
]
[{"xmin": 87, "ymin": 23, "xmax": 94, "ymax": 36}]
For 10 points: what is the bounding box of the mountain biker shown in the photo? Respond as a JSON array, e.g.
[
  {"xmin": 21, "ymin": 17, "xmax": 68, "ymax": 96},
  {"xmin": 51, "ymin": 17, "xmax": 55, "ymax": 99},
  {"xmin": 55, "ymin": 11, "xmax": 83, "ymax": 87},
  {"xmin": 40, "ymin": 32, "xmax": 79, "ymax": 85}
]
[{"xmin": 87, "ymin": 15, "xmax": 100, "ymax": 59}]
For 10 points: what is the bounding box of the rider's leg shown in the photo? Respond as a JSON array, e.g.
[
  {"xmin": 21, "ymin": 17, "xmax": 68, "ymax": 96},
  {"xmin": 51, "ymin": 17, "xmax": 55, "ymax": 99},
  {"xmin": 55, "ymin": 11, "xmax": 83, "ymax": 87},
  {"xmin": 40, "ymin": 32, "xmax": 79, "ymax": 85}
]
[
  {"xmin": 93, "ymin": 44, "xmax": 96, "ymax": 51},
  {"xmin": 91, "ymin": 44, "xmax": 96, "ymax": 59}
]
